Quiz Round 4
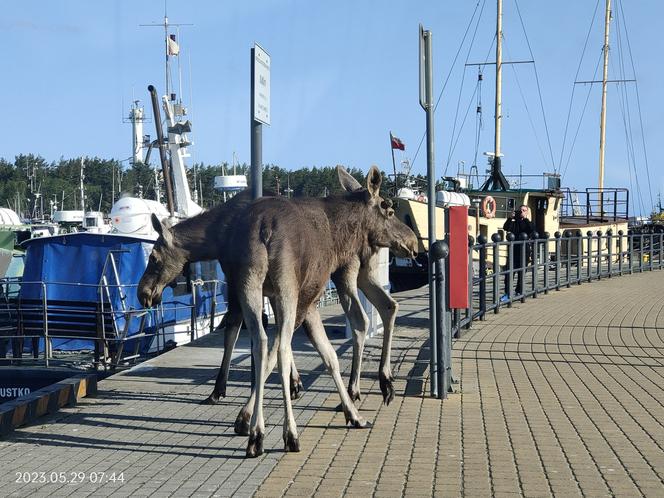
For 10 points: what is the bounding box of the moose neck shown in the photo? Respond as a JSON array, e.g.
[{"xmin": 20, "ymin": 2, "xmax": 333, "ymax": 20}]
[
  {"xmin": 170, "ymin": 209, "xmax": 222, "ymax": 262},
  {"xmin": 321, "ymin": 196, "xmax": 375, "ymax": 269}
]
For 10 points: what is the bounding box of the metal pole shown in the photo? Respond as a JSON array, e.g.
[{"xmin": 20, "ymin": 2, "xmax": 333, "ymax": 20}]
[
  {"xmin": 148, "ymin": 85, "xmax": 175, "ymax": 217},
  {"xmin": 390, "ymin": 131, "xmax": 398, "ymax": 193},
  {"xmin": 432, "ymin": 240, "xmax": 449, "ymax": 400},
  {"xmin": 251, "ymin": 47, "xmax": 263, "ymax": 200},
  {"xmin": 420, "ymin": 25, "xmax": 437, "ymax": 397}
]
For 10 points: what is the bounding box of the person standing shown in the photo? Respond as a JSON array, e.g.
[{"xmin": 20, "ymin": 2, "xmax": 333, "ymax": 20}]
[{"xmin": 502, "ymin": 204, "xmax": 535, "ymax": 298}]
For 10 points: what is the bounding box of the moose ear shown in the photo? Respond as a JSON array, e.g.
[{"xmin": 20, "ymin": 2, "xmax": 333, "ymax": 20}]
[
  {"xmin": 151, "ymin": 213, "xmax": 164, "ymax": 235},
  {"xmin": 151, "ymin": 214, "xmax": 173, "ymax": 245},
  {"xmin": 337, "ymin": 165, "xmax": 363, "ymax": 192},
  {"xmin": 366, "ymin": 165, "xmax": 382, "ymax": 198}
]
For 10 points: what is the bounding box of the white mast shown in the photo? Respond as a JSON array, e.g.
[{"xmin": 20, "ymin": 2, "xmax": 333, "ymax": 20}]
[
  {"xmin": 598, "ymin": 0, "xmax": 612, "ymax": 192},
  {"xmin": 494, "ymin": 0, "xmax": 503, "ymax": 159}
]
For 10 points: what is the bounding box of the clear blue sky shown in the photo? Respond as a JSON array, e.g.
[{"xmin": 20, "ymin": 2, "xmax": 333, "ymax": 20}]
[{"xmin": 3, "ymin": 1, "xmax": 662, "ymax": 214}]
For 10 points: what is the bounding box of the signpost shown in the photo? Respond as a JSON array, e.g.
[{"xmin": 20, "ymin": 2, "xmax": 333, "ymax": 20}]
[
  {"xmin": 419, "ymin": 24, "xmax": 438, "ymax": 397},
  {"xmin": 251, "ymin": 43, "xmax": 270, "ymax": 200}
]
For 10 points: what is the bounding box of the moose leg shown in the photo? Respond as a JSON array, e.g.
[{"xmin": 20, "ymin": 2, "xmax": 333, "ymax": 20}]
[
  {"xmin": 269, "ymin": 297, "xmax": 302, "ymax": 400},
  {"xmin": 358, "ymin": 263, "xmax": 399, "ymax": 405},
  {"xmin": 333, "ymin": 262, "xmax": 368, "ymax": 402},
  {"xmin": 274, "ymin": 296, "xmax": 300, "ymax": 452},
  {"xmin": 233, "ymin": 334, "xmax": 282, "ymax": 436},
  {"xmin": 202, "ymin": 309, "xmax": 243, "ymax": 404},
  {"xmin": 241, "ymin": 287, "xmax": 269, "ymax": 458},
  {"xmin": 302, "ymin": 306, "xmax": 370, "ymax": 429}
]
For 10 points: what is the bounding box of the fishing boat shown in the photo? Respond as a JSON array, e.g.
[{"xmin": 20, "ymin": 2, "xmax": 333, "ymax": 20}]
[
  {"xmin": 0, "ymin": 13, "xmax": 224, "ymax": 369},
  {"xmin": 390, "ymin": 0, "xmax": 633, "ymax": 290}
]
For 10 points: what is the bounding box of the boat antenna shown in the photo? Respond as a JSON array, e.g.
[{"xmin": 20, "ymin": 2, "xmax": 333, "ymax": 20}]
[{"xmin": 140, "ymin": 11, "xmax": 192, "ymax": 102}]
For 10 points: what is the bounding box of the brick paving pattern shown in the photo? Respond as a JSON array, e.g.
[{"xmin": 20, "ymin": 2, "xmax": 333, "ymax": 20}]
[{"xmin": 1, "ymin": 271, "xmax": 663, "ymax": 497}]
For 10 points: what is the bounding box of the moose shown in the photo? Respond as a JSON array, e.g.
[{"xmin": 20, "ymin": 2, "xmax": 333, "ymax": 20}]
[{"xmin": 137, "ymin": 166, "xmax": 418, "ymax": 457}]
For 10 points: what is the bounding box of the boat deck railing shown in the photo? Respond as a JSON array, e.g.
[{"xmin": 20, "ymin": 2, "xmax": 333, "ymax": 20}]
[
  {"xmin": 559, "ymin": 187, "xmax": 629, "ymax": 224},
  {"xmin": 0, "ymin": 278, "xmax": 228, "ymax": 370},
  {"xmin": 0, "ymin": 276, "xmax": 340, "ymax": 371}
]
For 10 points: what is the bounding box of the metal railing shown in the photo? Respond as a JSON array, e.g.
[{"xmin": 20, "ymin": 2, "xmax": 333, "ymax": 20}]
[
  {"xmin": 449, "ymin": 228, "xmax": 661, "ymax": 338},
  {"xmin": 0, "ymin": 278, "xmax": 228, "ymax": 370},
  {"xmin": 559, "ymin": 187, "xmax": 629, "ymax": 223},
  {"xmin": 428, "ymin": 227, "xmax": 662, "ymax": 398}
]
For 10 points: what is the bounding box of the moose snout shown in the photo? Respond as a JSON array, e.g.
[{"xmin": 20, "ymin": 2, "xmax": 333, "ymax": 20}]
[{"xmin": 137, "ymin": 287, "xmax": 162, "ymax": 308}]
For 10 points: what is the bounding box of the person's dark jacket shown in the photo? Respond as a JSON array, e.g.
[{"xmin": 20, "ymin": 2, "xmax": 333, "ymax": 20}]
[
  {"xmin": 503, "ymin": 217, "xmax": 535, "ymax": 238},
  {"xmin": 503, "ymin": 217, "xmax": 536, "ymax": 266}
]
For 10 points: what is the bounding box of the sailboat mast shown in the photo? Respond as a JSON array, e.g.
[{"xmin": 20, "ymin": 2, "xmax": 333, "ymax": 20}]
[
  {"xmin": 494, "ymin": 0, "xmax": 503, "ymax": 159},
  {"xmin": 598, "ymin": 0, "xmax": 611, "ymax": 191}
]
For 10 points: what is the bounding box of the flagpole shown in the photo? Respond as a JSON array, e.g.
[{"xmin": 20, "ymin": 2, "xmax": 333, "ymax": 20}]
[{"xmin": 390, "ymin": 131, "xmax": 398, "ymax": 193}]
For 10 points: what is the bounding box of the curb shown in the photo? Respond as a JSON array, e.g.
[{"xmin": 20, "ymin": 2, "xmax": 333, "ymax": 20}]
[{"xmin": 0, "ymin": 374, "xmax": 97, "ymax": 437}]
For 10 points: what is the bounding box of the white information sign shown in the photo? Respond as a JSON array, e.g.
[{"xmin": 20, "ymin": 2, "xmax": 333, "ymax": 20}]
[{"xmin": 253, "ymin": 43, "xmax": 271, "ymax": 125}]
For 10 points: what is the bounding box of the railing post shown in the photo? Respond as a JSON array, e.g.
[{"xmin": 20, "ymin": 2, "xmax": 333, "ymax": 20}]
[
  {"xmin": 190, "ymin": 282, "xmax": 197, "ymax": 343},
  {"xmin": 576, "ymin": 230, "xmax": 583, "ymax": 284},
  {"xmin": 492, "ymin": 233, "xmax": 501, "ymax": 313},
  {"xmin": 519, "ymin": 233, "xmax": 528, "ymax": 303},
  {"xmin": 465, "ymin": 237, "xmax": 474, "ymax": 330},
  {"xmin": 618, "ymin": 230, "xmax": 624, "ymax": 275},
  {"xmin": 638, "ymin": 233, "xmax": 644, "ymax": 273},
  {"xmin": 649, "ymin": 232, "xmax": 654, "ymax": 271},
  {"xmin": 42, "ymin": 282, "xmax": 49, "ymax": 367},
  {"xmin": 659, "ymin": 231, "xmax": 664, "ymax": 269},
  {"xmin": 542, "ymin": 232, "xmax": 550, "ymax": 294},
  {"xmin": 506, "ymin": 233, "xmax": 515, "ymax": 307},
  {"xmin": 586, "ymin": 231, "xmax": 593, "ymax": 282},
  {"xmin": 606, "ymin": 229, "xmax": 613, "ymax": 277},
  {"xmin": 554, "ymin": 231, "xmax": 561, "ymax": 291},
  {"xmin": 531, "ymin": 232, "xmax": 539, "ymax": 298},
  {"xmin": 477, "ymin": 235, "xmax": 488, "ymax": 320},
  {"xmin": 596, "ymin": 231, "xmax": 603, "ymax": 280},
  {"xmin": 565, "ymin": 231, "xmax": 572, "ymax": 288},
  {"xmin": 210, "ymin": 280, "xmax": 218, "ymax": 336},
  {"xmin": 431, "ymin": 240, "xmax": 450, "ymax": 399}
]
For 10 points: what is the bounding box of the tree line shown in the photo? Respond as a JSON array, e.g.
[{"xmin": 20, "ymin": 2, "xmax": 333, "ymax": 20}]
[{"xmin": 0, "ymin": 154, "xmax": 381, "ymax": 219}]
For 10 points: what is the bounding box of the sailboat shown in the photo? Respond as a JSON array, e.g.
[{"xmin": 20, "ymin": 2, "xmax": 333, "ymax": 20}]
[
  {"xmin": 3, "ymin": 14, "xmax": 224, "ymax": 368},
  {"xmin": 390, "ymin": 0, "xmax": 631, "ymax": 290}
]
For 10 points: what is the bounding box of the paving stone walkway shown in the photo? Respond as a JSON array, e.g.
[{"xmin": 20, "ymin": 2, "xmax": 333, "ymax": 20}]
[{"xmin": 1, "ymin": 270, "xmax": 663, "ymax": 497}]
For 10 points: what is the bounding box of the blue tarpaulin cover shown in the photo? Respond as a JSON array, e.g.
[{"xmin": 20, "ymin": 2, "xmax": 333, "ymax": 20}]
[{"xmin": 18, "ymin": 233, "xmax": 225, "ymax": 352}]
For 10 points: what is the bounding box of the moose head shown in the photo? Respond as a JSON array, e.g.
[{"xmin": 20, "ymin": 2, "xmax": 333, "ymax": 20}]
[
  {"xmin": 137, "ymin": 216, "xmax": 189, "ymax": 308},
  {"xmin": 337, "ymin": 165, "xmax": 418, "ymax": 260}
]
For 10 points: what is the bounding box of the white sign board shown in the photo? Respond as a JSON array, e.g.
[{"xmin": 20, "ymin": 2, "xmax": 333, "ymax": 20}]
[{"xmin": 253, "ymin": 43, "xmax": 270, "ymax": 125}]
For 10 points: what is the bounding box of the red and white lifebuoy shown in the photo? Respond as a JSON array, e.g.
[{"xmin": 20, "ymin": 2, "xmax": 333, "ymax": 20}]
[{"xmin": 481, "ymin": 195, "xmax": 496, "ymax": 219}]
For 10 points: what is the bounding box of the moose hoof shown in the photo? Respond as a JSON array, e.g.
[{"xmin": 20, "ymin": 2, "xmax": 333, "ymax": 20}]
[
  {"xmin": 379, "ymin": 373, "xmax": 395, "ymax": 406},
  {"xmin": 284, "ymin": 433, "xmax": 300, "ymax": 453},
  {"xmin": 290, "ymin": 376, "xmax": 304, "ymax": 400},
  {"xmin": 344, "ymin": 412, "xmax": 372, "ymax": 429},
  {"xmin": 200, "ymin": 391, "xmax": 224, "ymax": 405},
  {"xmin": 246, "ymin": 433, "xmax": 264, "ymax": 458},
  {"xmin": 348, "ymin": 388, "xmax": 361, "ymax": 402},
  {"xmin": 234, "ymin": 411, "xmax": 251, "ymax": 436}
]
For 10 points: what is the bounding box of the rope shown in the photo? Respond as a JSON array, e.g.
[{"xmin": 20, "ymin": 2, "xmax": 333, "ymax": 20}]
[
  {"xmin": 559, "ymin": 0, "xmax": 602, "ymax": 173},
  {"xmin": 618, "ymin": 0, "xmax": 654, "ymax": 213},
  {"xmin": 514, "ymin": 0, "xmax": 556, "ymax": 170},
  {"xmin": 411, "ymin": 0, "xmax": 486, "ymax": 171}
]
